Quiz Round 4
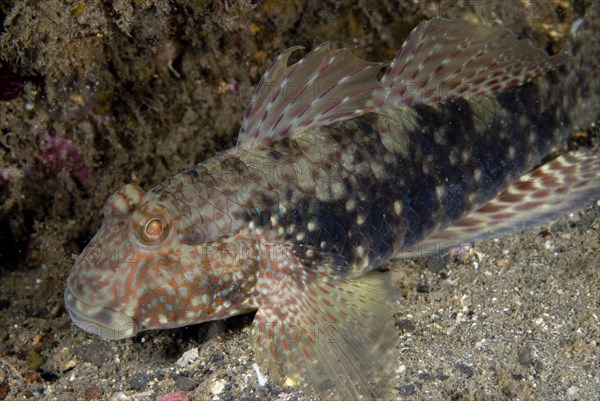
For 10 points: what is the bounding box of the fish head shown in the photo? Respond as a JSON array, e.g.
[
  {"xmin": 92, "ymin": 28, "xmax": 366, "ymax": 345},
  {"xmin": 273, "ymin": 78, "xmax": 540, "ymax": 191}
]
[{"xmin": 65, "ymin": 182, "xmax": 255, "ymax": 340}]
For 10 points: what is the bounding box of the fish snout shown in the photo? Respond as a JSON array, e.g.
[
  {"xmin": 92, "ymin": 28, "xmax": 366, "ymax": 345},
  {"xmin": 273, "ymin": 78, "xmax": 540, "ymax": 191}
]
[{"xmin": 64, "ymin": 287, "xmax": 139, "ymax": 340}]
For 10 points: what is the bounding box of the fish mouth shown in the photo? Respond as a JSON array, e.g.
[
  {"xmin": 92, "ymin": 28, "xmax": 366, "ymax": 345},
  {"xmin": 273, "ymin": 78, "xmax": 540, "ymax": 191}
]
[{"xmin": 64, "ymin": 288, "xmax": 139, "ymax": 340}]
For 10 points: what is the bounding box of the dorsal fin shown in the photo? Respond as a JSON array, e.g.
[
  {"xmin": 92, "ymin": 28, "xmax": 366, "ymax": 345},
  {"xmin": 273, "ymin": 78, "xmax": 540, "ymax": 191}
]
[
  {"xmin": 236, "ymin": 44, "xmax": 386, "ymax": 150},
  {"xmin": 237, "ymin": 19, "xmax": 560, "ymax": 149},
  {"xmin": 373, "ymin": 18, "xmax": 560, "ymax": 110}
]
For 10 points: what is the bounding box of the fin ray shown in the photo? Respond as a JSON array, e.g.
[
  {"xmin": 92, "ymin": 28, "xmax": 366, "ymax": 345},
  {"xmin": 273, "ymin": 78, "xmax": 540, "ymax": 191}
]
[
  {"xmin": 373, "ymin": 18, "xmax": 558, "ymax": 111},
  {"xmin": 237, "ymin": 44, "xmax": 385, "ymax": 149},
  {"xmin": 250, "ymin": 244, "xmax": 397, "ymax": 400}
]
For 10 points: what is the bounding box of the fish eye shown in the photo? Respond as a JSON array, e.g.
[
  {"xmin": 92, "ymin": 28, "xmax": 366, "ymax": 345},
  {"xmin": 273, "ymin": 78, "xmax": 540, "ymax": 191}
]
[
  {"xmin": 134, "ymin": 208, "xmax": 171, "ymax": 246},
  {"xmin": 145, "ymin": 218, "xmax": 165, "ymax": 241}
]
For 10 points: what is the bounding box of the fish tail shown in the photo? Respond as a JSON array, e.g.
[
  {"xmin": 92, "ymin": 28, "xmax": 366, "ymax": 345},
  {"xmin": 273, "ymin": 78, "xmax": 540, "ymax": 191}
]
[{"xmin": 564, "ymin": 0, "xmax": 600, "ymax": 128}]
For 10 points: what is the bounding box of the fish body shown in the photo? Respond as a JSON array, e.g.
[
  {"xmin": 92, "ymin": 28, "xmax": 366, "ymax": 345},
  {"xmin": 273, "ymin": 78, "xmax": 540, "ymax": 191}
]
[{"xmin": 65, "ymin": 4, "xmax": 600, "ymax": 400}]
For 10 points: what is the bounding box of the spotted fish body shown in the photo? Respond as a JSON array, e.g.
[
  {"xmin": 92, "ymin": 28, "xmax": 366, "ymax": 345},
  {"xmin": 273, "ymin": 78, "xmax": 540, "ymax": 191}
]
[{"xmin": 66, "ymin": 4, "xmax": 600, "ymax": 400}]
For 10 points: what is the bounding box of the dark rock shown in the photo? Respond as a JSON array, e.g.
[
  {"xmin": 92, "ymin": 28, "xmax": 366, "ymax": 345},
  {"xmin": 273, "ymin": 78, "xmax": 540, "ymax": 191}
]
[
  {"xmin": 397, "ymin": 319, "xmax": 416, "ymax": 333},
  {"xmin": 0, "ymin": 383, "xmax": 10, "ymax": 400},
  {"xmin": 129, "ymin": 372, "xmax": 149, "ymax": 391},
  {"xmin": 416, "ymin": 284, "xmax": 430, "ymax": 293},
  {"xmin": 454, "ymin": 362, "xmax": 474, "ymax": 378},
  {"xmin": 174, "ymin": 376, "xmax": 199, "ymax": 391},
  {"xmin": 517, "ymin": 345, "xmax": 533, "ymax": 367},
  {"xmin": 73, "ymin": 343, "xmax": 112, "ymax": 367},
  {"xmin": 0, "ymin": 299, "xmax": 10, "ymax": 311},
  {"xmin": 417, "ymin": 372, "xmax": 431, "ymax": 381},
  {"xmin": 396, "ymin": 383, "xmax": 416, "ymax": 396}
]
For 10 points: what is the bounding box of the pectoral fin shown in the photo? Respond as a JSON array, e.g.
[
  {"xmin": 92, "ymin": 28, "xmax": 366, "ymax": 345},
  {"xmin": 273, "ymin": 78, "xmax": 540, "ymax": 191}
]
[{"xmin": 250, "ymin": 244, "xmax": 398, "ymax": 400}]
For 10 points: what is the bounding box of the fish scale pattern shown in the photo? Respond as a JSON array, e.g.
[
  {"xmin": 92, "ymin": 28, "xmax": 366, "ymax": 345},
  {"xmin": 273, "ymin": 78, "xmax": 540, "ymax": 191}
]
[{"xmin": 237, "ymin": 69, "xmax": 572, "ymax": 276}]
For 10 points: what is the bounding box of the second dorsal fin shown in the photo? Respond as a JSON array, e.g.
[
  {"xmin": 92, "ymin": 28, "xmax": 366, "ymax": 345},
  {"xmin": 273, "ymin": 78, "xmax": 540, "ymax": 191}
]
[{"xmin": 373, "ymin": 18, "xmax": 559, "ymax": 110}]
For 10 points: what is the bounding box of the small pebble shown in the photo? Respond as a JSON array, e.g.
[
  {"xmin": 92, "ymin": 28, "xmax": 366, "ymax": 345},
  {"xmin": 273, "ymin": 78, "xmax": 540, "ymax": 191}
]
[
  {"xmin": 174, "ymin": 376, "xmax": 198, "ymax": 391},
  {"xmin": 212, "ymin": 378, "xmax": 226, "ymax": 395},
  {"xmin": 454, "ymin": 362, "xmax": 474, "ymax": 378},
  {"xmin": 73, "ymin": 343, "xmax": 112, "ymax": 367},
  {"xmin": 156, "ymin": 392, "xmax": 189, "ymax": 401},
  {"xmin": 417, "ymin": 372, "xmax": 431, "ymax": 381},
  {"xmin": 396, "ymin": 383, "xmax": 416, "ymax": 396},
  {"xmin": 0, "ymin": 383, "xmax": 10, "ymax": 400},
  {"xmin": 129, "ymin": 372, "xmax": 150, "ymax": 391},
  {"xmin": 176, "ymin": 348, "xmax": 198, "ymax": 367},
  {"xmin": 252, "ymin": 363, "xmax": 267, "ymax": 386},
  {"xmin": 566, "ymin": 386, "xmax": 579, "ymax": 396},
  {"xmin": 518, "ymin": 346, "xmax": 533, "ymax": 367},
  {"xmin": 397, "ymin": 319, "xmax": 416, "ymax": 333},
  {"xmin": 25, "ymin": 350, "xmax": 44, "ymax": 370},
  {"xmin": 84, "ymin": 386, "xmax": 103, "ymax": 400},
  {"xmin": 0, "ymin": 299, "xmax": 10, "ymax": 310}
]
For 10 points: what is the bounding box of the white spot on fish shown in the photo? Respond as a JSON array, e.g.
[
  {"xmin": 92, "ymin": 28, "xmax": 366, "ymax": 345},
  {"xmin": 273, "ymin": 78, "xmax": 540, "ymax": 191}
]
[
  {"xmin": 357, "ymin": 214, "xmax": 366, "ymax": 225},
  {"xmin": 331, "ymin": 181, "xmax": 346, "ymax": 199},
  {"xmin": 356, "ymin": 245, "xmax": 365, "ymax": 258},
  {"xmin": 436, "ymin": 185, "xmax": 445, "ymax": 199},
  {"xmin": 394, "ymin": 200, "xmax": 402, "ymax": 215},
  {"xmin": 434, "ymin": 129, "xmax": 446, "ymax": 145},
  {"xmin": 346, "ymin": 199, "xmax": 356, "ymax": 212},
  {"xmin": 462, "ymin": 150, "xmax": 471, "ymax": 163},
  {"xmin": 449, "ymin": 149, "xmax": 458, "ymax": 165}
]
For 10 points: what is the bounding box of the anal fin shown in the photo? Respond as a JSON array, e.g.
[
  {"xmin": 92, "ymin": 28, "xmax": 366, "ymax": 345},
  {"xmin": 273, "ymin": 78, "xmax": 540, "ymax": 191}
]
[{"xmin": 398, "ymin": 150, "xmax": 599, "ymax": 258}]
